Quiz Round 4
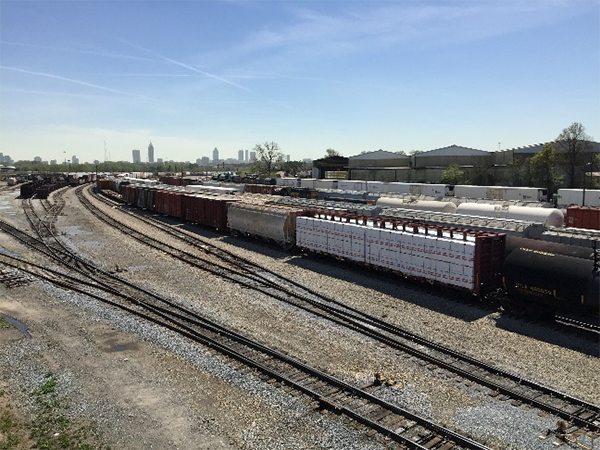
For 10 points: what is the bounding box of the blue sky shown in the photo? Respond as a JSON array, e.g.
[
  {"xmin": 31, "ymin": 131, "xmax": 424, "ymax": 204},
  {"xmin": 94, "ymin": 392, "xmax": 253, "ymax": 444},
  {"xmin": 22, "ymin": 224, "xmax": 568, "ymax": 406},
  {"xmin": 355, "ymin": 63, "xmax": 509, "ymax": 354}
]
[{"xmin": 0, "ymin": 0, "xmax": 598, "ymax": 164}]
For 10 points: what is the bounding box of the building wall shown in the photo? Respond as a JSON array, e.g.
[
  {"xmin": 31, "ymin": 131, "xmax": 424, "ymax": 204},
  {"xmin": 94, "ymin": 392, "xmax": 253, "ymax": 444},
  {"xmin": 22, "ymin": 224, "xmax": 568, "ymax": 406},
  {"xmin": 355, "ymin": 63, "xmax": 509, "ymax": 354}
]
[
  {"xmin": 348, "ymin": 156, "xmax": 409, "ymax": 168},
  {"xmin": 413, "ymin": 153, "xmax": 492, "ymax": 169}
]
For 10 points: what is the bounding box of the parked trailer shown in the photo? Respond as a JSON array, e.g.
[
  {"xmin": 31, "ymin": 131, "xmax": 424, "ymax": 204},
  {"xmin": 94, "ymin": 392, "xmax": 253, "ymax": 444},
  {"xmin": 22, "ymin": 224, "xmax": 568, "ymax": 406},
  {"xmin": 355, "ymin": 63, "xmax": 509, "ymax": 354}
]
[
  {"xmin": 443, "ymin": 185, "xmax": 547, "ymax": 202},
  {"xmin": 557, "ymin": 189, "xmax": 600, "ymax": 207},
  {"xmin": 297, "ymin": 212, "xmax": 505, "ymax": 295}
]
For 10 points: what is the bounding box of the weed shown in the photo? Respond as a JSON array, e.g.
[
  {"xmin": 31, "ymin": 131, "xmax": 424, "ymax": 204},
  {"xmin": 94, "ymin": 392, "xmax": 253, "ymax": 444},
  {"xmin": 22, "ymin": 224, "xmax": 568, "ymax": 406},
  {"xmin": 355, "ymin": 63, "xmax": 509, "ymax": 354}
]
[
  {"xmin": 0, "ymin": 411, "xmax": 22, "ymax": 449},
  {"xmin": 27, "ymin": 372, "xmax": 109, "ymax": 450}
]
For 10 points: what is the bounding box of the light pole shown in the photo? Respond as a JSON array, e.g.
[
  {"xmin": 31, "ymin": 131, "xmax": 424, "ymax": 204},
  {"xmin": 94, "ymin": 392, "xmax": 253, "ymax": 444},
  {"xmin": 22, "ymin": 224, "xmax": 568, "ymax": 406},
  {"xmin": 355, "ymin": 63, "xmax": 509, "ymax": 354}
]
[{"xmin": 582, "ymin": 162, "xmax": 592, "ymax": 206}]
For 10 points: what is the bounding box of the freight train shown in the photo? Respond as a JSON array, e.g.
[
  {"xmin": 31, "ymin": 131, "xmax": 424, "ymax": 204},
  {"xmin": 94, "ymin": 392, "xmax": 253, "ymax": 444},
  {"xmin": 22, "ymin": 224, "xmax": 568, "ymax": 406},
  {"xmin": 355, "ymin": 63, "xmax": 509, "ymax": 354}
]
[{"xmin": 98, "ymin": 180, "xmax": 600, "ymax": 318}]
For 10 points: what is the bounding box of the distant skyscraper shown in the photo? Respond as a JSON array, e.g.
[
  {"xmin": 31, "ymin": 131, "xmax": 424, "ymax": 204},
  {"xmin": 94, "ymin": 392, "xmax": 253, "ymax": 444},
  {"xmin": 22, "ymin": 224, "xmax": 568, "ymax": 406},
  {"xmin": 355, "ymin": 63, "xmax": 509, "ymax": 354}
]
[
  {"xmin": 249, "ymin": 151, "xmax": 256, "ymax": 162},
  {"xmin": 238, "ymin": 149, "xmax": 244, "ymax": 162},
  {"xmin": 245, "ymin": 149, "xmax": 249, "ymax": 162},
  {"xmin": 201, "ymin": 156, "xmax": 210, "ymax": 166},
  {"xmin": 71, "ymin": 155, "xmax": 79, "ymax": 165},
  {"xmin": 286, "ymin": 154, "xmax": 290, "ymax": 162},
  {"xmin": 157, "ymin": 158, "xmax": 163, "ymax": 164},
  {"xmin": 148, "ymin": 141, "xmax": 154, "ymax": 163},
  {"xmin": 132, "ymin": 149, "xmax": 141, "ymax": 163},
  {"xmin": 213, "ymin": 147, "xmax": 219, "ymax": 163}
]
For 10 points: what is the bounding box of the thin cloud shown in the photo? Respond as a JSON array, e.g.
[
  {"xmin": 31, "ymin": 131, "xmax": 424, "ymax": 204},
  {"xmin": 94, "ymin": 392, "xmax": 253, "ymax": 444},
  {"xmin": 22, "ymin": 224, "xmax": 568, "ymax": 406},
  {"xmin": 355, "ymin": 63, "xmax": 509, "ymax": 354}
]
[
  {"xmin": 118, "ymin": 39, "xmax": 254, "ymax": 94},
  {"xmin": 0, "ymin": 66, "xmax": 155, "ymax": 100},
  {"xmin": 230, "ymin": 1, "xmax": 579, "ymax": 57},
  {"xmin": 99, "ymin": 73, "xmax": 195, "ymax": 78},
  {"xmin": 0, "ymin": 40, "xmax": 155, "ymax": 63}
]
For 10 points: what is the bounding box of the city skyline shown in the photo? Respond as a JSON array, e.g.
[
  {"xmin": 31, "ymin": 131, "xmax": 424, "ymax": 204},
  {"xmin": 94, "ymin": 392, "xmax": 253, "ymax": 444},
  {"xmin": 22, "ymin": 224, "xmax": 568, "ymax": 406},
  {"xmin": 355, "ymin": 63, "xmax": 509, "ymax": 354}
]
[{"xmin": 1, "ymin": 1, "xmax": 598, "ymax": 163}]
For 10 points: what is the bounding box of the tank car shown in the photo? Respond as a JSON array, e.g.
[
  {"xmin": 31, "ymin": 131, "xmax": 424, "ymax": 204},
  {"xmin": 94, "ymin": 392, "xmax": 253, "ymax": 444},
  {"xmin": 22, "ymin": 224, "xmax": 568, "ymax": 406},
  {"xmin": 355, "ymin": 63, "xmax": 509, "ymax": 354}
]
[{"xmin": 502, "ymin": 237, "xmax": 599, "ymax": 316}]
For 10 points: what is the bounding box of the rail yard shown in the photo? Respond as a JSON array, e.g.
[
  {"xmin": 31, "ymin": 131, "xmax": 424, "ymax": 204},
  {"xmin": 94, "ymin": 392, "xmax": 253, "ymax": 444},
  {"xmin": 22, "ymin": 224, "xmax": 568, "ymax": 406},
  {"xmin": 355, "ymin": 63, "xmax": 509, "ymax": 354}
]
[{"xmin": 0, "ymin": 179, "xmax": 599, "ymax": 449}]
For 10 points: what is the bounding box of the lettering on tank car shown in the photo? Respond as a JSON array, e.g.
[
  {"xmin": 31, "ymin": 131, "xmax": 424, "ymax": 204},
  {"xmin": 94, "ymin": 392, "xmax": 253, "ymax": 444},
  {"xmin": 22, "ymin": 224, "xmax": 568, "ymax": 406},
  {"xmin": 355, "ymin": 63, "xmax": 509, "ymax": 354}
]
[
  {"xmin": 514, "ymin": 282, "xmax": 553, "ymax": 297},
  {"xmin": 519, "ymin": 247, "xmax": 556, "ymax": 257}
]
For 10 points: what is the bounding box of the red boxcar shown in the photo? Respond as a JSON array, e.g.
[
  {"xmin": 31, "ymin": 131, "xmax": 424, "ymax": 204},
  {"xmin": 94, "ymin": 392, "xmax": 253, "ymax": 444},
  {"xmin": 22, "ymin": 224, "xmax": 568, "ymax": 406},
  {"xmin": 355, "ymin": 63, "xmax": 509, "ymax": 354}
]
[{"xmin": 566, "ymin": 206, "xmax": 600, "ymax": 230}]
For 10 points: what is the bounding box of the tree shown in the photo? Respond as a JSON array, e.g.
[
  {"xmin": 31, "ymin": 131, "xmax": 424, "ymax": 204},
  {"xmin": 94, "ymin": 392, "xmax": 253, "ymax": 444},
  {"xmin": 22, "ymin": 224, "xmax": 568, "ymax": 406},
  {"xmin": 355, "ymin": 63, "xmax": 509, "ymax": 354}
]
[
  {"xmin": 530, "ymin": 142, "xmax": 561, "ymax": 194},
  {"xmin": 325, "ymin": 148, "xmax": 340, "ymax": 158},
  {"xmin": 441, "ymin": 164, "xmax": 464, "ymax": 184},
  {"xmin": 253, "ymin": 141, "xmax": 284, "ymax": 175},
  {"xmin": 470, "ymin": 155, "xmax": 494, "ymax": 185},
  {"xmin": 555, "ymin": 122, "xmax": 593, "ymax": 187}
]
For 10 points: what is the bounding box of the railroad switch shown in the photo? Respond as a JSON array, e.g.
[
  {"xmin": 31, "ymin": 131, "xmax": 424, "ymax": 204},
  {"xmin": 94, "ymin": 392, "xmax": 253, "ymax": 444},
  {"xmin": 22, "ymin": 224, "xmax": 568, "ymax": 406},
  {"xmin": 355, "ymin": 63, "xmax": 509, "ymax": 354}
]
[{"xmin": 540, "ymin": 421, "xmax": 598, "ymax": 450}]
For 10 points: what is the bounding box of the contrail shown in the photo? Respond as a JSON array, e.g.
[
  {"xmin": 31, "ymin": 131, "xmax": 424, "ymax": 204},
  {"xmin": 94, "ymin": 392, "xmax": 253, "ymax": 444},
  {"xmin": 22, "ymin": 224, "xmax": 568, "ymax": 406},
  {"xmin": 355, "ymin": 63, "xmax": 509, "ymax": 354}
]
[
  {"xmin": 0, "ymin": 40, "xmax": 155, "ymax": 62},
  {"xmin": 0, "ymin": 66, "xmax": 155, "ymax": 100},
  {"xmin": 118, "ymin": 38, "xmax": 254, "ymax": 93}
]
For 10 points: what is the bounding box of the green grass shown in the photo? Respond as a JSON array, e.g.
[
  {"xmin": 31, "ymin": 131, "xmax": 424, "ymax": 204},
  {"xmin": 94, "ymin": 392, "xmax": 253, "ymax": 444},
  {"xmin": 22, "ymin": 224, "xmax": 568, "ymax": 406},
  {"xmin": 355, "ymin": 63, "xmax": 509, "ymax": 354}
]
[
  {"xmin": 0, "ymin": 316, "xmax": 11, "ymax": 329},
  {"xmin": 27, "ymin": 372, "xmax": 110, "ymax": 450}
]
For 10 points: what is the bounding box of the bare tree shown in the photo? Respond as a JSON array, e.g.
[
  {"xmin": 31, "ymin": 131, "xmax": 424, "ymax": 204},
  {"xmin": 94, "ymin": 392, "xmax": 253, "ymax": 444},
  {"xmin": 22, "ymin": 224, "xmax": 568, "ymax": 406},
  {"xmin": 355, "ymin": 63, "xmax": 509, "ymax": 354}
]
[
  {"xmin": 254, "ymin": 141, "xmax": 284, "ymax": 175},
  {"xmin": 555, "ymin": 122, "xmax": 593, "ymax": 187}
]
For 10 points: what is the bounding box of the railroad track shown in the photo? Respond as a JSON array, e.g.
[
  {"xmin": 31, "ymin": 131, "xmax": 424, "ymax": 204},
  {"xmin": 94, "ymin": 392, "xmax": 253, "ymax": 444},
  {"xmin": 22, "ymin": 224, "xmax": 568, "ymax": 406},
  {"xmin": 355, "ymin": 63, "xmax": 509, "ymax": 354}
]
[
  {"xmin": 86, "ymin": 186, "xmax": 600, "ymax": 438},
  {"xmin": 555, "ymin": 315, "xmax": 600, "ymax": 334},
  {"xmin": 0, "ymin": 200, "xmax": 490, "ymax": 449}
]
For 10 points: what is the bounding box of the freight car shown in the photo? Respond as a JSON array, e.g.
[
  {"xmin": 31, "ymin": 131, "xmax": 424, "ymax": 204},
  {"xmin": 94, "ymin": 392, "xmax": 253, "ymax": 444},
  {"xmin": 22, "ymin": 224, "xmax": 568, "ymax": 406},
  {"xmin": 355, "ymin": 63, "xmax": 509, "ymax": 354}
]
[
  {"xmin": 501, "ymin": 237, "xmax": 599, "ymax": 316},
  {"xmin": 566, "ymin": 206, "xmax": 600, "ymax": 230},
  {"xmin": 99, "ymin": 181, "xmax": 599, "ymax": 318},
  {"xmin": 297, "ymin": 212, "xmax": 506, "ymax": 296}
]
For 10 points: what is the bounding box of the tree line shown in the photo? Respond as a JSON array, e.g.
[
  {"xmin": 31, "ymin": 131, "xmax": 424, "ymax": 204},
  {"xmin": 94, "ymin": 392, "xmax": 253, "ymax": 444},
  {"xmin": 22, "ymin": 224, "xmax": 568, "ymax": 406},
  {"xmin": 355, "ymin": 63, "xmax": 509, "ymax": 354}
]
[{"xmin": 442, "ymin": 122, "xmax": 597, "ymax": 193}]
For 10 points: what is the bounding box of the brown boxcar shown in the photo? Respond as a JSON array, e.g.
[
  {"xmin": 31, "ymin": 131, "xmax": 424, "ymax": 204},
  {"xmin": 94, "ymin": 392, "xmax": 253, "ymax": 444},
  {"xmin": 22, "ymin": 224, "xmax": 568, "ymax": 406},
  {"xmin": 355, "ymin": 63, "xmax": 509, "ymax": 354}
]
[{"xmin": 566, "ymin": 206, "xmax": 600, "ymax": 230}]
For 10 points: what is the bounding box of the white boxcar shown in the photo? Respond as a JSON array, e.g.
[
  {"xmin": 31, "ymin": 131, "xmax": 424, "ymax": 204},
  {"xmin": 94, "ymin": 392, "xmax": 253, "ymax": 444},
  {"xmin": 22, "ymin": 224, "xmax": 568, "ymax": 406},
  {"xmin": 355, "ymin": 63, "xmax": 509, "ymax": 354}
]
[
  {"xmin": 300, "ymin": 178, "xmax": 318, "ymax": 189},
  {"xmin": 314, "ymin": 179, "xmax": 340, "ymax": 189},
  {"xmin": 276, "ymin": 177, "xmax": 301, "ymax": 187},
  {"xmin": 338, "ymin": 180, "xmax": 368, "ymax": 191},
  {"xmin": 385, "ymin": 183, "xmax": 412, "ymax": 194},
  {"xmin": 557, "ymin": 189, "xmax": 600, "ymax": 207},
  {"xmin": 420, "ymin": 184, "xmax": 447, "ymax": 197},
  {"xmin": 366, "ymin": 181, "xmax": 386, "ymax": 193}
]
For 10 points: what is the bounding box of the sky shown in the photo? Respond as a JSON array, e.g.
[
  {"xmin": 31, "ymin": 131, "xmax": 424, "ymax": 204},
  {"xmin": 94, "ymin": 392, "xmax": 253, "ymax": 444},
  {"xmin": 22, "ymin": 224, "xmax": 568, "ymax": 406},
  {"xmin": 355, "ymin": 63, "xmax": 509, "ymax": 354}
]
[{"xmin": 0, "ymin": 0, "xmax": 598, "ymax": 164}]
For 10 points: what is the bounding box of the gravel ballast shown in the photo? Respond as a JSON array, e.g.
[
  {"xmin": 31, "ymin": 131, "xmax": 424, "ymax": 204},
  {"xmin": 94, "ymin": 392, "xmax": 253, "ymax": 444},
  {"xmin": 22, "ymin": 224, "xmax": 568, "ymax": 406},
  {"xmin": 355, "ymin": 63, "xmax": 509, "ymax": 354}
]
[{"xmin": 1, "ymin": 184, "xmax": 599, "ymax": 449}]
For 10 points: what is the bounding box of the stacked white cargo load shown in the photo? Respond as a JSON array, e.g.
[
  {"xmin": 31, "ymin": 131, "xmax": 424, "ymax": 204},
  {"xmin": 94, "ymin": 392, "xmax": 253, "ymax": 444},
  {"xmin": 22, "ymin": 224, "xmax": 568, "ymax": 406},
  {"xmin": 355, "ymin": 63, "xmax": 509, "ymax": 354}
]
[{"xmin": 297, "ymin": 216, "xmax": 476, "ymax": 290}]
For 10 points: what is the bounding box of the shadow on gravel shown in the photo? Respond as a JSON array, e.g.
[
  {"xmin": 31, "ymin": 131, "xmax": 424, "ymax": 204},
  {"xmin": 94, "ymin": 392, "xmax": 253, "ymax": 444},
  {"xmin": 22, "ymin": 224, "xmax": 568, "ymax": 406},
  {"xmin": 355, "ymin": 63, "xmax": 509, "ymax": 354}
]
[
  {"xmin": 286, "ymin": 251, "xmax": 491, "ymax": 323},
  {"xmin": 492, "ymin": 315, "xmax": 600, "ymax": 358},
  {"xmin": 125, "ymin": 209, "xmax": 597, "ymax": 355}
]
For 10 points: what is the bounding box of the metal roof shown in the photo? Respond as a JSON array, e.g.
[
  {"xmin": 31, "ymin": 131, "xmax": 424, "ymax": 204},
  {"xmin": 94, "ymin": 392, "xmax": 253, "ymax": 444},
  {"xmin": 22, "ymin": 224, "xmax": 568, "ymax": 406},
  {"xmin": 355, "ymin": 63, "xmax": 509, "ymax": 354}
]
[
  {"xmin": 508, "ymin": 141, "xmax": 600, "ymax": 154},
  {"xmin": 350, "ymin": 150, "xmax": 409, "ymax": 160},
  {"xmin": 417, "ymin": 144, "xmax": 489, "ymax": 157}
]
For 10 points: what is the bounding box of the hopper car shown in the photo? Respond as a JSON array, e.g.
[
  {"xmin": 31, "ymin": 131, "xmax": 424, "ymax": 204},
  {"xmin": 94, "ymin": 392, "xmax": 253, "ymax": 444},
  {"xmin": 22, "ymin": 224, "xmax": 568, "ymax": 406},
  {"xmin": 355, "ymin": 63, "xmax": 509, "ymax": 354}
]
[{"xmin": 99, "ymin": 181, "xmax": 600, "ymax": 318}]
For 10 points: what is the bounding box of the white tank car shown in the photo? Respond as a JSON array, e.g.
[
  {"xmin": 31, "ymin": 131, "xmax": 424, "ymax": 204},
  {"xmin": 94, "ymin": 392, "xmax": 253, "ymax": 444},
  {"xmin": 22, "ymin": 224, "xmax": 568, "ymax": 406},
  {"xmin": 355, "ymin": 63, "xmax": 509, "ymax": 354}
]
[
  {"xmin": 377, "ymin": 198, "xmax": 457, "ymax": 213},
  {"xmin": 457, "ymin": 202, "xmax": 564, "ymax": 227},
  {"xmin": 456, "ymin": 203, "xmax": 501, "ymax": 216},
  {"xmin": 505, "ymin": 206, "xmax": 564, "ymax": 227}
]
